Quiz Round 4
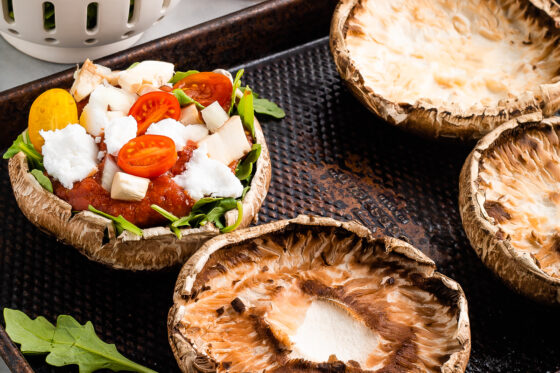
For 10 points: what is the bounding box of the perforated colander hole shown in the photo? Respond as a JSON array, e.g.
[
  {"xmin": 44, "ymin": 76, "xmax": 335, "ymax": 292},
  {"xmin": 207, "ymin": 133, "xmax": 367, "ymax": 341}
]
[
  {"xmin": 128, "ymin": 0, "xmax": 135, "ymax": 23},
  {"xmin": 3, "ymin": 0, "xmax": 14, "ymax": 23},
  {"xmin": 86, "ymin": 3, "xmax": 98, "ymax": 31},
  {"xmin": 43, "ymin": 2, "xmax": 55, "ymax": 31},
  {"xmin": 44, "ymin": 37, "xmax": 57, "ymax": 44},
  {"xmin": 122, "ymin": 30, "xmax": 135, "ymax": 38},
  {"xmin": 156, "ymin": 15, "xmax": 165, "ymax": 22},
  {"xmin": 7, "ymin": 28, "xmax": 18, "ymax": 35},
  {"xmin": 84, "ymin": 38, "xmax": 97, "ymax": 45}
]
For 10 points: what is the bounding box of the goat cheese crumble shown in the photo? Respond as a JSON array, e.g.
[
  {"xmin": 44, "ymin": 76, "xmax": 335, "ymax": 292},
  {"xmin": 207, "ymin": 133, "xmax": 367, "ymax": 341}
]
[
  {"xmin": 172, "ymin": 143, "xmax": 243, "ymax": 201},
  {"xmin": 40, "ymin": 124, "xmax": 98, "ymax": 189}
]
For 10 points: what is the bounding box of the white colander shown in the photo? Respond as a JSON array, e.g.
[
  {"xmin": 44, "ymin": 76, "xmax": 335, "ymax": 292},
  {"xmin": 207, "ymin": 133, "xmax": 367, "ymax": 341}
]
[{"xmin": 0, "ymin": 0, "xmax": 181, "ymax": 63}]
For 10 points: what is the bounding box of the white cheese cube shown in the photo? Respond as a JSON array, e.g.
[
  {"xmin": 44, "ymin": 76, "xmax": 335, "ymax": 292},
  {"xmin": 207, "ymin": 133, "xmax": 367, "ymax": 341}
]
[
  {"xmin": 90, "ymin": 83, "xmax": 137, "ymax": 113},
  {"xmin": 179, "ymin": 104, "xmax": 204, "ymax": 125},
  {"xmin": 111, "ymin": 172, "xmax": 150, "ymax": 201},
  {"xmin": 137, "ymin": 84, "xmax": 161, "ymax": 96},
  {"xmin": 101, "ymin": 156, "xmax": 121, "ymax": 192},
  {"xmin": 198, "ymin": 115, "xmax": 251, "ymax": 165},
  {"xmin": 213, "ymin": 69, "xmax": 233, "ymax": 84},
  {"xmin": 70, "ymin": 59, "xmax": 111, "ymax": 102},
  {"xmin": 80, "ymin": 84, "xmax": 137, "ymax": 136},
  {"xmin": 201, "ymin": 101, "xmax": 229, "ymax": 132},
  {"xmin": 117, "ymin": 61, "xmax": 174, "ymax": 94}
]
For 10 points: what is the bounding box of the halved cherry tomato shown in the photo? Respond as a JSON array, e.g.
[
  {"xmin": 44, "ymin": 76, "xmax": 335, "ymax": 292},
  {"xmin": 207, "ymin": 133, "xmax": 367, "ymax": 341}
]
[
  {"xmin": 128, "ymin": 91, "xmax": 181, "ymax": 135},
  {"xmin": 173, "ymin": 72, "xmax": 233, "ymax": 111},
  {"xmin": 117, "ymin": 135, "xmax": 177, "ymax": 178}
]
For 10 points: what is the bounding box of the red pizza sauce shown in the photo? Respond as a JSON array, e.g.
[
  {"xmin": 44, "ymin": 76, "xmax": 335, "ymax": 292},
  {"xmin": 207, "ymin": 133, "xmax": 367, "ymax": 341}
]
[
  {"xmin": 53, "ymin": 146, "xmax": 197, "ymax": 228},
  {"xmin": 52, "ymin": 128, "xmax": 252, "ymax": 228}
]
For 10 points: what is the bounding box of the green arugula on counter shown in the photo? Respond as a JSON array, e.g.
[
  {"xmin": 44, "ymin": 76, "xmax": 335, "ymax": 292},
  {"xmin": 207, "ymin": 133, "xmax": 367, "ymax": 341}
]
[
  {"xmin": 88, "ymin": 205, "xmax": 143, "ymax": 236},
  {"xmin": 3, "ymin": 308, "xmax": 156, "ymax": 373}
]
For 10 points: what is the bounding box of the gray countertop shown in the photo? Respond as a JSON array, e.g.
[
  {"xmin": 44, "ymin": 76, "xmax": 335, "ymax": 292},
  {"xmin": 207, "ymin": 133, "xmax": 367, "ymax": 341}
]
[{"xmin": 0, "ymin": 1, "xmax": 261, "ymax": 371}]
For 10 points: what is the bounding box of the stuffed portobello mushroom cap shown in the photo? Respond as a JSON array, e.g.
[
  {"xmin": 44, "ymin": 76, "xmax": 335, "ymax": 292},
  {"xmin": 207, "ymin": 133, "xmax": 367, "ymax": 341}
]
[
  {"xmin": 460, "ymin": 113, "xmax": 560, "ymax": 304},
  {"xmin": 8, "ymin": 119, "xmax": 271, "ymax": 271},
  {"xmin": 168, "ymin": 216, "xmax": 470, "ymax": 372},
  {"xmin": 331, "ymin": 0, "xmax": 560, "ymax": 141}
]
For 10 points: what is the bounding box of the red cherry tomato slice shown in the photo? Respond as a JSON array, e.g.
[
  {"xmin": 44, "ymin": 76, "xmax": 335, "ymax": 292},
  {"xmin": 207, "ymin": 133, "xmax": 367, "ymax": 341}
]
[
  {"xmin": 117, "ymin": 135, "xmax": 178, "ymax": 178},
  {"xmin": 128, "ymin": 91, "xmax": 181, "ymax": 135},
  {"xmin": 173, "ymin": 72, "xmax": 233, "ymax": 111}
]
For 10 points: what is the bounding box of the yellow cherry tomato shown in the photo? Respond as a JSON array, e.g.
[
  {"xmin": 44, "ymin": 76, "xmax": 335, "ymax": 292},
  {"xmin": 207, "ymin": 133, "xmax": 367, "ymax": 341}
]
[{"xmin": 28, "ymin": 88, "xmax": 78, "ymax": 152}]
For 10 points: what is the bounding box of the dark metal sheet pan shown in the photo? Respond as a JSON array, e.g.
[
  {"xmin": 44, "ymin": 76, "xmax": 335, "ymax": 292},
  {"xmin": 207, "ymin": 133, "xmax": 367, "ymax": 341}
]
[{"xmin": 1, "ymin": 0, "xmax": 559, "ymax": 371}]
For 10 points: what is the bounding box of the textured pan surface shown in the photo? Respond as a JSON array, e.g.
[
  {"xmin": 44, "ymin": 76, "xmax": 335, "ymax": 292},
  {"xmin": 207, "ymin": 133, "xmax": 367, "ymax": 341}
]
[{"xmin": 0, "ymin": 0, "xmax": 559, "ymax": 371}]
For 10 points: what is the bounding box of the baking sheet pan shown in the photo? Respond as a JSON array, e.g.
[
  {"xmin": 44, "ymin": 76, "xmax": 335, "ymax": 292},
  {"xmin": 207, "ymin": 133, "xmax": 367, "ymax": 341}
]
[{"xmin": 1, "ymin": 0, "xmax": 559, "ymax": 371}]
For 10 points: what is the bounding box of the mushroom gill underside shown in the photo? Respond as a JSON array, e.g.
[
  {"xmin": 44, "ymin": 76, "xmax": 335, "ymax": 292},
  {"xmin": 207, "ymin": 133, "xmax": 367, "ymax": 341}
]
[
  {"xmin": 478, "ymin": 125, "xmax": 560, "ymax": 278},
  {"xmin": 175, "ymin": 230, "xmax": 462, "ymax": 372},
  {"xmin": 345, "ymin": 0, "xmax": 560, "ymax": 110}
]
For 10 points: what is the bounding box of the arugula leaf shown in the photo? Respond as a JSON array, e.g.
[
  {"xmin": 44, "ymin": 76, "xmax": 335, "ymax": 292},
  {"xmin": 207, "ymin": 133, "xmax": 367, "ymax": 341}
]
[
  {"xmin": 171, "ymin": 197, "xmax": 239, "ymax": 231},
  {"xmin": 150, "ymin": 204, "xmax": 182, "ymax": 239},
  {"xmin": 241, "ymin": 186, "xmax": 250, "ymax": 200},
  {"xmin": 236, "ymin": 144, "xmax": 261, "ymax": 181},
  {"xmin": 44, "ymin": 2, "xmax": 55, "ymax": 30},
  {"xmin": 239, "ymin": 87, "xmax": 285, "ymax": 119},
  {"xmin": 7, "ymin": 0, "xmax": 13, "ymax": 20},
  {"xmin": 192, "ymin": 197, "xmax": 223, "ymax": 211},
  {"xmin": 88, "ymin": 205, "xmax": 143, "ymax": 236},
  {"xmin": 220, "ymin": 201, "xmax": 243, "ymax": 233},
  {"xmin": 237, "ymin": 87, "xmax": 255, "ymax": 140},
  {"xmin": 127, "ymin": 62, "xmax": 140, "ymax": 70},
  {"xmin": 172, "ymin": 89, "xmax": 205, "ymax": 109},
  {"xmin": 204, "ymin": 198, "xmax": 237, "ymax": 223},
  {"xmin": 253, "ymin": 97, "xmax": 286, "ymax": 118},
  {"xmin": 4, "ymin": 308, "xmax": 55, "ymax": 354},
  {"xmin": 30, "ymin": 169, "xmax": 53, "ymax": 193},
  {"xmin": 3, "ymin": 132, "xmax": 44, "ymax": 171},
  {"xmin": 150, "ymin": 204, "xmax": 178, "ymax": 222},
  {"xmin": 172, "ymin": 213, "xmax": 206, "ymax": 228},
  {"xmin": 229, "ymin": 69, "xmax": 244, "ymax": 115},
  {"xmin": 3, "ymin": 308, "xmax": 157, "ymax": 373},
  {"xmin": 169, "ymin": 70, "xmax": 199, "ymax": 84}
]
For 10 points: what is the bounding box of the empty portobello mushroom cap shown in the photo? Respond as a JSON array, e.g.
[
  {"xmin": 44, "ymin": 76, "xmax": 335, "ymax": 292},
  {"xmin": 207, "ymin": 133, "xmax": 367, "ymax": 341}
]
[
  {"xmin": 168, "ymin": 216, "xmax": 470, "ymax": 372},
  {"xmin": 330, "ymin": 0, "xmax": 560, "ymax": 141},
  {"xmin": 460, "ymin": 113, "xmax": 560, "ymax": 304},
  {"xmin": 7, "ymin": 119, "xmax": 270, "ymax": 271}
]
